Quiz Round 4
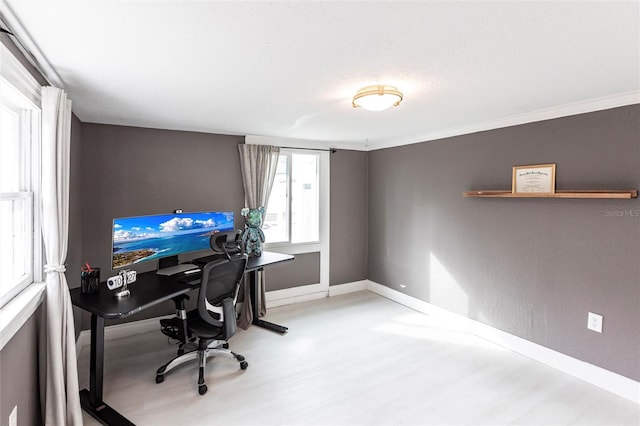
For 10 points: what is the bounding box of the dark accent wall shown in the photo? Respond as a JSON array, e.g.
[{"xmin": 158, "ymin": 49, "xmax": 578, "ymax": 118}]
[
  {"xmin": 266, "ymin": 252, "xmax": 320, "ymax": 291},
  {"xmin": 368, "ymin": 105, "xmax": 640, "ymax": 380},
  {"xmin": 80, "ymin": 124, "xmax": 245, "ymax": 328},
  {"xmin": 77, "ymin": 123, "xmax": 320, "ymax": 329},
  {"xmin": 68, "ymin": 115, "xmax": 84, "ymax": 335},
  {"xmin": 0, "ymin": 316, "xmax": 41, "ymax": 426},
  {"xmin": 330, "ymin": 150, "xmax": 368, "ymax": 285}
]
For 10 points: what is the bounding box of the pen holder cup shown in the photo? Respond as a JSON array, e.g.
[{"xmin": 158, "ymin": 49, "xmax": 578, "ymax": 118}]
[{"xmin": 81, "ymin": 268, "xmax": 100, "ymax": 294}]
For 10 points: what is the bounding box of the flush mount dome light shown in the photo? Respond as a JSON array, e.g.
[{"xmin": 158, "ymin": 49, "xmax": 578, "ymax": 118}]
[{"xmin": 352, "ymin": 84, "xmax": 403, "ymax": 111}]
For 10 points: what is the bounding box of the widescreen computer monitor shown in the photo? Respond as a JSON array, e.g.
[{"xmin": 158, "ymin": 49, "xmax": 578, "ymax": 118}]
[{"xmin": 112, "ymin": 211, "xmax": 234, "ymax": 270}]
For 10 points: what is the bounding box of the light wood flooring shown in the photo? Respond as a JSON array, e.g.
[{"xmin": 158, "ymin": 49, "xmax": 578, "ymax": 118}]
[{"xmin": 78, "ymin": 291, "xmax": 639, "ymax": 425}]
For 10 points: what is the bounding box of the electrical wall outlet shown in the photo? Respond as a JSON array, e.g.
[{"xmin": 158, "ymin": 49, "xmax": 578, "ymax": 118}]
[
  {"xmin": 9, "ymin": 405, "xmax": 17, "ymax": 426},
  {"xmin": 107, "ymin": 275, "xmax": 123, "ymax": 290},
  {"xmin": 587, "ymin": 312, "xmax": 603, "ymax": 333},
  {"xmin": 126, "ymin": 270, "xmax": 136, "ymax": 284}
]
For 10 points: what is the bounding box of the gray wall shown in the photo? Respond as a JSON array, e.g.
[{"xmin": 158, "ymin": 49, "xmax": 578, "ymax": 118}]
[
  {"xmin": 79, "ymin": 124, "xmax": 245, "ymax": 327},
  {"xmin": 368, "ymin": 105, "xmax": 640, "ymax": 380},
  {"xmin": 266, "ymin": 252, "xmax": 320, "ymax": 291},
  {"xmin": 330, "ymin": 150, "xmax": 368, "ymax": 285},
  {"xmin": 0, "ymin": 316, "xmax": 41, "ymax": 426},
  {"xmin": 68, "ymin": 115, "xmax": 84, "ymax": 335},
  {"xmin": 76, "ymin": 124, "xmax": 369, "ymax": 328}
]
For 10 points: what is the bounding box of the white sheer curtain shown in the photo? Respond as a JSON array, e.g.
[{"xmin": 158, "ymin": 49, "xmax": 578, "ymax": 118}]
[
  {"xmin": 237, "ymin": 144, "xmax": 280, "ymax": 329},
  {"xmin": 38, "ymin": 87, "xmax": 82, "ymax": 425}
]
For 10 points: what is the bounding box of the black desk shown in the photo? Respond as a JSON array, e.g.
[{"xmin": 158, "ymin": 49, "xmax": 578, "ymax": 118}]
[
  {"xmin": 71, "ymin": 272, "xmax": 191, "ymax": 425},
  {"xmin": 70, "ymin": 251, "xmax": 293, "ymax": 426},
  {"xmin": 246, "ymin": 251, "xmax": 294, "ymax": 333}
]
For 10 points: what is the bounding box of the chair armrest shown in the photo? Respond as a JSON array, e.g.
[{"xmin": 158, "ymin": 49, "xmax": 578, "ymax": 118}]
[{"xmin": 202, "ymin": 297, "xmax": 236, "ymax": 339}]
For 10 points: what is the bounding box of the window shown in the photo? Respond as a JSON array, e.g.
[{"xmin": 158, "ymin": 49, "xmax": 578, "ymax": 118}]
[
  {"xmin": 263, "ymin": 150, "xmax": 320, "ymax": 245},
  {"xmin": 244, "ymin": 137, "xmax": 329, "ymax": 292},
  {"xmin": 0, "ymin": 44, "xmax": 42, "ymax": 310}
]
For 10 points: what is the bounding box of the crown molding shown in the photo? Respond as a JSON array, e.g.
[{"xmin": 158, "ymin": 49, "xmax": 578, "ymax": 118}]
[
  {"xmin": 0, "ymin": 41, "xmax": 41, "ymax": 105},
  {"xmin": 367, "ymin": 91, "xmax": 640, "ymax": 151},
  {"xmin": 248, "ymin": 92, "xmax": 638, "ymax": 152},
  {"xmin": 0, "ymin": 2, "xmax": 63, "ymax": 88}
]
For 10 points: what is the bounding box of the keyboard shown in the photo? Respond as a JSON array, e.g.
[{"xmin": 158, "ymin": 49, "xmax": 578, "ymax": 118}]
[
  {"xmin": 178, "ymin": 268, "xmax": 202, "ymax": 286},
  {"xmin": 191, "ymin": 253, "xmax": 226, "ymax": 268},
  {"xmin": 156, "ymin": 263, "xmax": 200, "ymax": 276}
]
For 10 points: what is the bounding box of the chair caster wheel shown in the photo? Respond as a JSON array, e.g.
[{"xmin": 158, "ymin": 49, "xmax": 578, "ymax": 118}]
[
  {"xmin": 199, "ymin": 384, "xmax": 207, "ymax": 395},
  {"xmin": 156, "ymin": 375, "xmax": 164, "ymax": 384},
  {"xmin": 240, "ymin": 361, "xmax": 249, "ymax": 370},
  {"xmin": 223, "ymin": 343, "xmax": 229, "ymax": 349}
]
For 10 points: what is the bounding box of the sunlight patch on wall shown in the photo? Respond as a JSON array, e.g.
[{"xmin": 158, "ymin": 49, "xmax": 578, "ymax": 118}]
[{"xmin": 430, "ymin": 252, "xmax": 469, "ymax": 317}]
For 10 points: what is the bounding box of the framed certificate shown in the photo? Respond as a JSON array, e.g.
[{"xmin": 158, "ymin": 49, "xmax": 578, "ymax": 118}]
[{"xmin": 512, "ymin": 164, "xmax": 556, "ymax": 194}]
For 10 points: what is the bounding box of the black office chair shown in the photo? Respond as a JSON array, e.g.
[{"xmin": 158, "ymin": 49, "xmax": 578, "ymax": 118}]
[
  {"xmin": 210, "ymin": 229, "xmax": 244, "ymax": 258},
  {"xmin": 156, "ymin": 254, "xmax": 249, "ymax": 395}
]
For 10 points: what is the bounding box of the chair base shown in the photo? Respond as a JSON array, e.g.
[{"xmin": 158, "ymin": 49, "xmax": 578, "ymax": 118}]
[{"xmin": 155, "ymin": 339, "xmax": 248, "ymax": 394}]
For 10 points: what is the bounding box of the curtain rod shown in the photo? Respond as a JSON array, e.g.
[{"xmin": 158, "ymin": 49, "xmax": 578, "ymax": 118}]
[{"xmin": 280, "ymin": 146, "xmax": 337, "ymax": 153}]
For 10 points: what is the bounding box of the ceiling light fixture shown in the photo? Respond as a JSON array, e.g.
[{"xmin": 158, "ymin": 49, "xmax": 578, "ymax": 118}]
[{"xmin": 352, "ymin": 84, "xmax": 403, "ymax": 111}]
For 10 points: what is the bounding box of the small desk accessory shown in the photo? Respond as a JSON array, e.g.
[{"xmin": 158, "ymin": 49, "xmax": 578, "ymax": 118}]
[
  {"xmin": 106, "ymin": 269, "xmax": 137, "ymax": 298},
  {"xmin": 80, "ymin": 263, "xmax": 100, "ymax": 294},
  {"xmin": 241, "ymin": 207, "xmax": 266, "ymax": 256}
]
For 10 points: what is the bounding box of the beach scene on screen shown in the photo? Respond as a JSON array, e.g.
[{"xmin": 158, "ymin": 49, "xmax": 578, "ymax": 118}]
[{"xmin": 112, "ymin": 211, "xmax": 234, "ymax": 268}]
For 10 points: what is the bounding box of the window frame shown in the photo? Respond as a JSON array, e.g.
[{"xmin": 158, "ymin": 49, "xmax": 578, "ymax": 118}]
[
  {"xmin": 0, "ymin": 41, "xmax": 45, "ymax": 350},
  {"xmin": 0, "ymin": 191, "xmax": 34, "ymax": 307},
  {"xmin": 245, "ymin": 136, "xmax": 330, "ymax": 296},
  {"xmin": 264, "ymin": 149, "xmax": 321, "ymax": 249}
]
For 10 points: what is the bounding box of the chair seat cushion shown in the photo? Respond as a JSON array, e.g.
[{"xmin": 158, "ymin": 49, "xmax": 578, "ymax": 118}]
[{"xmin": 187, "ymin": 309, "xmax": 224, "ymax": 340}]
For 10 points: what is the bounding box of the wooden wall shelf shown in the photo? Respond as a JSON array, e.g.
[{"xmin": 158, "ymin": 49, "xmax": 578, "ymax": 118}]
[{"xmin": 462, "ymin": 190, "xmax": 638, "ymax": 199}]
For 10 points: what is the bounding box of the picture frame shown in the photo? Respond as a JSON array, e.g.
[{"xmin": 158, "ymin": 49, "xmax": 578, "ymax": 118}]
[{"xmin": 512, "ymin": 163, "xmax": 556, "ymax": 194}]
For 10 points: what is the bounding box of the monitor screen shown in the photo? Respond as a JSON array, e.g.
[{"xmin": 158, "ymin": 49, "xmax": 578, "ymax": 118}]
[{"xmin": 112, "ymin": 211, "xmax": 235, "ymax": 269}]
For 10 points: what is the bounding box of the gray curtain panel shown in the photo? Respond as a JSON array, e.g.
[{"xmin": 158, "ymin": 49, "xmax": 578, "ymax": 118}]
[{"xmin": 237, "ymin": 144, "xmax": 280, "ymax": 329}]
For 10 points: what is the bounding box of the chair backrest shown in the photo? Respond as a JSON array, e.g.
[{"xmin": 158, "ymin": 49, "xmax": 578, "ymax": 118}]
[
  {"xmin": 209, "ymin": 230, "xmax": 244, "ymax": 259},
  {"xmin": 197, "ymin": 254, "xmax": 248, "ymax": 339}
]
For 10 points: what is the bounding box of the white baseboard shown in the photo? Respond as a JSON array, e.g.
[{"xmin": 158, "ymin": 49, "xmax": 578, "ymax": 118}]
[
  {"xmin": 265, "ymin": 283, "xmax": 327, "ymax": 308},
  {"xmin": 328, "ymin": 280, "xmax": 368, "ymax": 296},
  {"xmin": 74, "ymin": 278, "xmax": 638, "ymax": 405},
  {"xmin": 264, "ymin": 280, "xmax": 370, "ymax": 307},
  {"xmin": 365, "ymin": 280, "xmax": 640, "ymax": 405}
]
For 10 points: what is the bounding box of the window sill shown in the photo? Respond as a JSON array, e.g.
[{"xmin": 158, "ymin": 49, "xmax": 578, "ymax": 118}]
[
  {"xmin": 264, "ymin": 242, "xmax": 321, "ymax": 255},
  {"xmin": 0, "ymin": 282, "xmax": 45, "ymax": 351}
]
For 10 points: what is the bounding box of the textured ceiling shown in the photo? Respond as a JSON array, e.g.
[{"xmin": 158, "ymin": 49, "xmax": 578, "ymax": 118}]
[{"xmin": 2, "ymin": 1, "xmax": 638, "ymax": 149}]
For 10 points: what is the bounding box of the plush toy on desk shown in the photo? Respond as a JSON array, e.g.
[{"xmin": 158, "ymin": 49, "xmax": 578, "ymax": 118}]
[{"xmin": 241, "ymin": 207, "xmax": 266, "ymax": 257}]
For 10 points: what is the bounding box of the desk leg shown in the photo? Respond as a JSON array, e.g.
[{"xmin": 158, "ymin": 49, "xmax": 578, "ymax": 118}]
[
  {"xmin": 79, "ymin": 314, "xmax": 135, "ymax": 426},
  {"xmin": 250, "ymin": 269, "xmax": 288, "ymax": 334},
  {"xmin": 89, "ymin": 314, "xmax": 104, "ymax": 406}
]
